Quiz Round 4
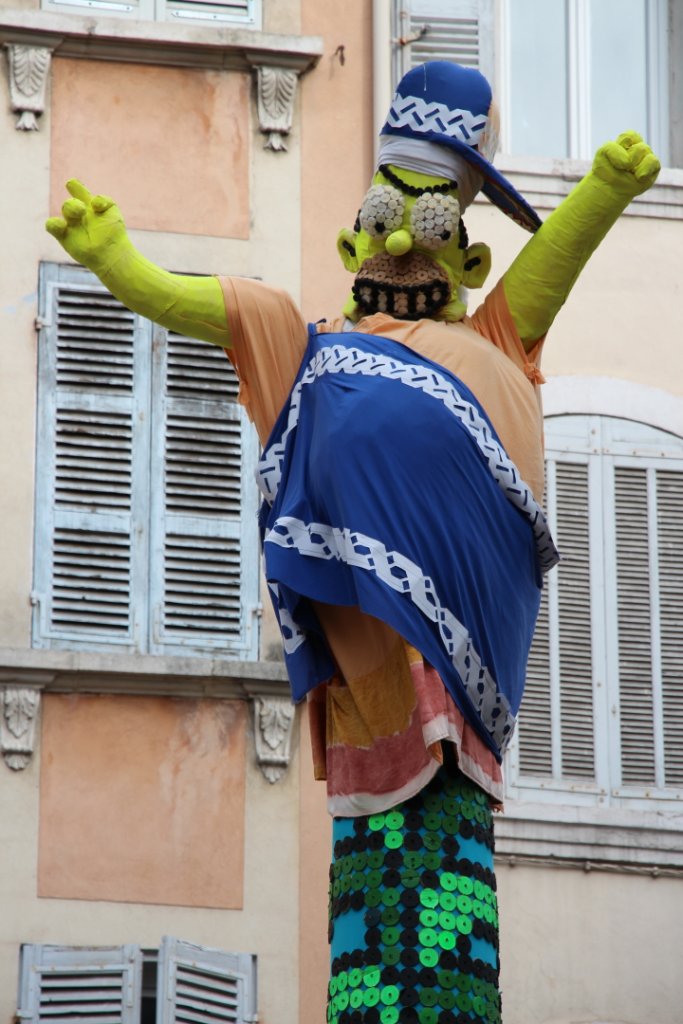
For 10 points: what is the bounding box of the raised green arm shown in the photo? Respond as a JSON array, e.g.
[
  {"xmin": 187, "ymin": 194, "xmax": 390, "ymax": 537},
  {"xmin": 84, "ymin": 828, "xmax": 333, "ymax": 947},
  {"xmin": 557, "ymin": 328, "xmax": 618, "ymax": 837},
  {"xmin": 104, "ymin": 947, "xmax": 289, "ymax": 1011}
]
[
  {"xmin": 503, "ymin": 131, "xmax": 661, "ymax": 349},
  {"xmin": 46, "ymin": 180, "xmax": 230, "ymax": 348}
]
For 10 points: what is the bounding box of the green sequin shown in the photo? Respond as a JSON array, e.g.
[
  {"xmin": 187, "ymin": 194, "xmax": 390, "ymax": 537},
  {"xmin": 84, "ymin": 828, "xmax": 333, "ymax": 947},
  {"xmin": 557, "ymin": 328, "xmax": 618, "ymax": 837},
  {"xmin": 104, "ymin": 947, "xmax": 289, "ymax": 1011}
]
[
  {"xmin": 419, "ymin": 947, "xmax": 439, "ymax": 968},
  {"xmin": 421, "ymin": 987, "xmax": 439, "ymax": 1007},
  {"xmin": 420, "ymin": 888, "xmax": 439, "ymax": 908},
  {"xmin": 384, "ymin": 810, "xmax": 405, "ymax": 830},
  {"xmin": 380, "ymin": 985, "xmax": 399, "ymax": 1006},
  {"xmin": 382, "ymin": 887, "xmax": 400, "ymax": 907},
  {"xmin": 419, "ymin": 908, "xmax": 439, "ymax": 928}
]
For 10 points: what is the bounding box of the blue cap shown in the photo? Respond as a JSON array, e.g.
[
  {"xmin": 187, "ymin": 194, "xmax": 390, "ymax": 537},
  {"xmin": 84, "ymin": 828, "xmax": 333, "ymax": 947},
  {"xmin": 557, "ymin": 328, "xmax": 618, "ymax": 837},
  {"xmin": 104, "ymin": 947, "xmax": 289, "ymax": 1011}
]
[{"xmin": 381, "ymin": 61, "xmax": 541, "ymax": 233}]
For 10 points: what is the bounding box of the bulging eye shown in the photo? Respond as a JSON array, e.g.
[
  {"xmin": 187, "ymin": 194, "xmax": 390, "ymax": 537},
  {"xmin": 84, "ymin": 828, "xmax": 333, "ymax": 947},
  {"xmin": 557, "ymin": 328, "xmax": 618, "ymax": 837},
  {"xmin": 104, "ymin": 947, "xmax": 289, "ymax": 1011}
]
[
  {"xmin": 359, "ymin": 185, "xmax": 405, "ymax": 239},
  {"xmin": 410, "ymin": 193, "xmax": 461, "ymax": 251}
]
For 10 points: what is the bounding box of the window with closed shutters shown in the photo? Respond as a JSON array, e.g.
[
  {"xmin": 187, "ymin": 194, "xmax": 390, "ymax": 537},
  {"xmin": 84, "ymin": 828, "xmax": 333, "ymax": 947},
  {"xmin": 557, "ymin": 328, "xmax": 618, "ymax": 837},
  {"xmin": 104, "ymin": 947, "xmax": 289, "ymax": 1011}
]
[
  {"xmin": 507, "ymin": 414, "xmax": 683, "ymax": 811},
  {"xmin": 33, "ymin": 262, "xmax": 260, "ymax": 659}
]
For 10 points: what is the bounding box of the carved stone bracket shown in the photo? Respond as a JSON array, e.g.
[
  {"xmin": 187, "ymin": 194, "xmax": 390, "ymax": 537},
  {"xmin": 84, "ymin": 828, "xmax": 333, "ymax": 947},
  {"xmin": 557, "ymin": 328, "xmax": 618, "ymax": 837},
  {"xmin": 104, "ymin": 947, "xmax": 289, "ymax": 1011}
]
[
  {"xmin": 5, "ymin": 44, "xmax": 52, "ymax": 130},
  {"xmin": 253, "ymin": 694, "xmax": 295, "ymax": 783},
  {"xmin": 1, "ymin": 686, "xmax": 41, "ymax": 770},
  {"xmin": 253, "ymin": 64, "xmax": 299, "ymax": 151}
]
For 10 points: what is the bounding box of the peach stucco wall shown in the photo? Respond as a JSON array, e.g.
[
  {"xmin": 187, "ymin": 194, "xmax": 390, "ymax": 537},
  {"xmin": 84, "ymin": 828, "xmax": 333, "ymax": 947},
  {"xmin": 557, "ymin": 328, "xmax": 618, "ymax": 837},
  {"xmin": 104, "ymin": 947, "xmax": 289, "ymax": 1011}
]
[
  {"xmin": 300, "ymin": 2, "xmax": 374, "ymax": 321},
  {"xmin": 38, "ymin": 694, "xmax": 246, "ymax": 908},
  {"xmin": 49, "ymin": 58, "xmax": 250, "ymax": 239}
]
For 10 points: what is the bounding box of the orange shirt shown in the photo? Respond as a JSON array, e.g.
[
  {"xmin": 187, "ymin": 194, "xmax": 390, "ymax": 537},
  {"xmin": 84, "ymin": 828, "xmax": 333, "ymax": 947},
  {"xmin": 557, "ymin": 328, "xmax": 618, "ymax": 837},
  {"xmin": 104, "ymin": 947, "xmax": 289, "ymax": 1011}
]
[{"xmin": 220, "ymin": 275, "xmax": 546, "ymax": 815}]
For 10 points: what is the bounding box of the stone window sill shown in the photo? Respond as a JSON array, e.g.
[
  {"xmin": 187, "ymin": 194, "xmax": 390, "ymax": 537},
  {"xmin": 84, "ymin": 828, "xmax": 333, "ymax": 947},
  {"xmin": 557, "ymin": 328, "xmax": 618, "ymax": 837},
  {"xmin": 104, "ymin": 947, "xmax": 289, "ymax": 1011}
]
[{"xmin": 0, "ymin": 7, "xmax": 323, "ymax": 72}]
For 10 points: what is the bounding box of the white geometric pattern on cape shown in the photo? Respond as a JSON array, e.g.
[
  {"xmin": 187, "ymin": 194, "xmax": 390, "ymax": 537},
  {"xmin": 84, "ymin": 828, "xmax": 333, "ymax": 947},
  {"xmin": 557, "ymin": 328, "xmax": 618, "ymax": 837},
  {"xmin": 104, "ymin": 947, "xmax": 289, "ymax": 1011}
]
[
  {"xmin": 265, "ymin": 516, "xmax": 516, "ymax": 751},
  {"xmin": 385, "ymin": 93, "xmax": 488, "ymax": 147},
  {"xmin": 255, "ymin": 342, "xmax": 559, "ymax": 572}
]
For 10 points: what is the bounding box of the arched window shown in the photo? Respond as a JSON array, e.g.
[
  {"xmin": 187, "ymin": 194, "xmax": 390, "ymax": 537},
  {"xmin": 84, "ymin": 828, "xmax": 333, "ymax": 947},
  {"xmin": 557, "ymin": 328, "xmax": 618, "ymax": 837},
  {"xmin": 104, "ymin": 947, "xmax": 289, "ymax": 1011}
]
[{"xmin": 506, "ymin": 413, "xmax": 683, "ymax": 811}]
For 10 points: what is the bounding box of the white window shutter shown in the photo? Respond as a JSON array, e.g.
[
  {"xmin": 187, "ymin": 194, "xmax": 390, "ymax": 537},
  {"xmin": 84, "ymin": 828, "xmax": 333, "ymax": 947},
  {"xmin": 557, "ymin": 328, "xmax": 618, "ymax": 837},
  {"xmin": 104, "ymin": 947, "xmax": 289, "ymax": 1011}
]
[
  {"xmin": 148, "ymin": 329, "xmax": 260, "ymax": 657},
  {"xmin": 512, "ymin": 414, "xmax": 683, "ymax": 809},
  {"xmin": 658, "ymin": 469, "xmax": 683, "ymax": 786},
  {"xmin": 614, "ymin": 465, "xmax": 657, "ymax": 784},
  {"xmin": 33, "ymin": 264, "xmax": 151, "ymax": 651},
  {"xmin": 156, "ymin": 937, "xmax": 257, "ymax": 1024},
  {"xmin": 395, "ymin": 0, "xmax": 495, "ymax": 82},
  {"xmin": 17, "ymin": 944, "xmax": 142, "ymax": 1023},
  {"xmin": 518, "ymin": 456, "xmax": 595, "ymax": 781}
]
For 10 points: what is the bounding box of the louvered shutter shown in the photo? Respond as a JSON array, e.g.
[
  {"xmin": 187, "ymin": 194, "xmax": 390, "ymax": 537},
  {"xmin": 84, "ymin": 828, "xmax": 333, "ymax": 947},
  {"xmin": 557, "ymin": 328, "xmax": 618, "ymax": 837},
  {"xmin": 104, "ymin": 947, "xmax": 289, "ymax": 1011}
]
[
  {"xmin": 658, "ymin": 470, "xmax": 683, "ymax": 786},
  {"xmin": 156, "ymin": 937, "xmax": 257, "ymax": 1024},
  {"xmin": 35, "ymin": 264, "xmax": 260, "ymax": 658},
  {"xmin": 17, "ymin": 944, "xmax": 142, "ymax": 1024},
  {"xmin": 613, "ymin": 462, "xmax": 683, "ymax": 791},
  {"xmin": 148, "ymin": 328, "xmax": 260, "ymax": 657},
  {"xmin": 33, "ymin": 264, "xmax": 151, "ymax": 651},
  {"xmin": 512, "ymin": 414, "xmax": 683, "ymax": 808},
  {"xmin": 394, "ymin": 0, "xmax": 495, "ymax": 82},
  {"xmin": 518, "ymin": 457, "xmax": 595, "ymax": 781}
]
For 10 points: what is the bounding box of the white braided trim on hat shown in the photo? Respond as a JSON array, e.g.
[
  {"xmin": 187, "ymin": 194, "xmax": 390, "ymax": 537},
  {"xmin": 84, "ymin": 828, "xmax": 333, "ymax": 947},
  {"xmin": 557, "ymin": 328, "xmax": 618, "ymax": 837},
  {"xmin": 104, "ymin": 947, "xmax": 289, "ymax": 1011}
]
[
  {"xmin": 387, "ymin": 93, "xmax": 488, "ymax": 143},
  {"xmin": 377, "ymin": 135, "xmax": 484, "ymax": 210}
]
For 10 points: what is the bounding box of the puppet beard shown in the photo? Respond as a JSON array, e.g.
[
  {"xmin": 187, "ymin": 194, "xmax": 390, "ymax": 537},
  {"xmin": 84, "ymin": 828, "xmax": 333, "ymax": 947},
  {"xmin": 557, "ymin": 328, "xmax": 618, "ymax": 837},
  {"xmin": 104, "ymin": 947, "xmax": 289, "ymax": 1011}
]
[{"xmin": 352, "ymin": 251, "xmax": 451, "ymax": 320}]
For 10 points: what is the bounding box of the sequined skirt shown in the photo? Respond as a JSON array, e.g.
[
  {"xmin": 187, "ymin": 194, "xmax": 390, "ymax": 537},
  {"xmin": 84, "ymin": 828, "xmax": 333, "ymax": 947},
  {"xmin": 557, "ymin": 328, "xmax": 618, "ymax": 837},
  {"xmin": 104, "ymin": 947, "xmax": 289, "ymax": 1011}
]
[{"xmin": 327, "ymin": 765, "xmax": 501, "ymax": 1024}]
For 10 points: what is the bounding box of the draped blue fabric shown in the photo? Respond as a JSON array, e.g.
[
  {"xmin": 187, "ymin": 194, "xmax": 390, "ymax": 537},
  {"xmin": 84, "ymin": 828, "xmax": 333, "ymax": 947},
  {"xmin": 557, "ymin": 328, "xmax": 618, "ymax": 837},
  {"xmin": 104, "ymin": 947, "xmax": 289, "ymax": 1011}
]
[{"xmin": 256, "ymin": 326, "xmax": 555, "ymax": 761}]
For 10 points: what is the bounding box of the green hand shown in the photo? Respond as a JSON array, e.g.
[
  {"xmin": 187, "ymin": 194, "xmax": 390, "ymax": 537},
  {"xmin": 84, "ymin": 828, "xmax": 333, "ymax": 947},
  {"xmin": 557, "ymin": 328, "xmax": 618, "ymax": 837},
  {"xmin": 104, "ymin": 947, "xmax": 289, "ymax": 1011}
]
[
  {"xmin": 592, "ymin": 131, "xmax": 661, "ymax": 198},
  {"xmin": 503, "ymin": 132, "xmax": 661, "ymax": 347},
  {"xmin": 46, "ymin": 180, "xmax": 230, "ymax": 347},
  {"xmin": 45, "ymin": 179, "xmax": 129, "ymax": 279}
]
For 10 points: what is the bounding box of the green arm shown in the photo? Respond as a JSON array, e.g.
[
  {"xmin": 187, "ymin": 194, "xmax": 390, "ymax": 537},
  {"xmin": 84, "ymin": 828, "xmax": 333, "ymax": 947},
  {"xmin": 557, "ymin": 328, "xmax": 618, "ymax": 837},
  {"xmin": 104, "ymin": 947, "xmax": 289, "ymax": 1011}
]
[
  {"xmin": 46, "ymin": 180, "xmax": 230, "ymax": 348},
  {"xmin": 503, "ymin": 132, "xmax": 661, "ymax": 349}
]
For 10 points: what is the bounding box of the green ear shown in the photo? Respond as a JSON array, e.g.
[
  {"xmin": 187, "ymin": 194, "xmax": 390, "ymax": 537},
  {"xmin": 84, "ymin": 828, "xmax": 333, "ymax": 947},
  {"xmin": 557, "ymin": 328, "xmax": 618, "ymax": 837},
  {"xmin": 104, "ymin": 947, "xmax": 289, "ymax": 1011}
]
[
  {"xmin": 461, "ymin": 242, "xmax": 492, "ymax": 289},
  {"xmin": 337, "ymin": 228, "xmax": 360, "ymax": 273}
]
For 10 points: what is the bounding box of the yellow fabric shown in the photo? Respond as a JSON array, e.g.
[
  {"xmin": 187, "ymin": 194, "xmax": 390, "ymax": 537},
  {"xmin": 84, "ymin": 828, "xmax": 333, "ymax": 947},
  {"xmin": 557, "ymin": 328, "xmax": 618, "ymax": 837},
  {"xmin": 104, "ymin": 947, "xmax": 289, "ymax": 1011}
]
[{"xmin": 503, "ymin": 131, "xmax": 660, "ymax": 346}]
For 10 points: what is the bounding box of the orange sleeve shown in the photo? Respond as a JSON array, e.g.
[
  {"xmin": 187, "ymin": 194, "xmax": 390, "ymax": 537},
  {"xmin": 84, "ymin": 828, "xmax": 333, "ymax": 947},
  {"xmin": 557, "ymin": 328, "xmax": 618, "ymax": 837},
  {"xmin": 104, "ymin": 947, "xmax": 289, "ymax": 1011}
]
[
  {"xmin": 219, "ymin": 277, "xmax": 309, "ymax": 445},
  {"xmin": 468, "ymin": 279, "xmax": 546, "ymax": 386}
]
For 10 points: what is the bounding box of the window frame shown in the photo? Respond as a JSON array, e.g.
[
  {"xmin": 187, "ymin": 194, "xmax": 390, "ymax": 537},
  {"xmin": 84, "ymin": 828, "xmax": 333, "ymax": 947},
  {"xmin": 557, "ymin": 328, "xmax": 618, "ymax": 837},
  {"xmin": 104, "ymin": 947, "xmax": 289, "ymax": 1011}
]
[
  {"xmin": 32, "ymin": 262, "xmax": 261, "ymax": 661},
  {"xmin": 17, "ymin": 939, "xmax": 258, "ymax": 1024},
  {"xmin": 40, "ymin": 0, "xmax": 261, "ymax": 28},
  {"xmin": 505, "ymin": 411, "xmax": 683, "ymax": 814},
  {"xmin": 389, "ymin": 0, "xmax": 683, "ymax": 217}
]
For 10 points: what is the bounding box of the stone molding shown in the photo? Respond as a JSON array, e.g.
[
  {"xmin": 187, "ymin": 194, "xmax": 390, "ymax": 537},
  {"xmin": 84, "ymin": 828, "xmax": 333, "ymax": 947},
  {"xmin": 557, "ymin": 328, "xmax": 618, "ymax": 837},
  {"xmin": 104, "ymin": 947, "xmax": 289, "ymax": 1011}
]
[
  {"xmin": 482, "ymin": 154, "xmax": 683, "ymax": 220},
  {"xmin": 0, "ymin": 10, "xmax": 320, "ymax": 148},
  {"xmin": 253, "ymin": 694, "xmax": 295, "ymax": 783},
  {"xmin": 0, "ymin": 9, "xmax": 322, "ymax": 73},
  {"xmin": 495, "ymin": 801, "xmax": 683, "ymax": 871},
  {"xmin": 1, "ymin": 684, "xmax": 42, "ymax": 770},
  {"xmin": 0, "ymin": 652, "xmax": 294, "ymax": 778},
  {"xmin": 251, "ymin": 63, "xmax": 298, "ymax": 151},
  {"xmin": 5, "ymin": 43, "xmax": 51, "ymax": 129}
]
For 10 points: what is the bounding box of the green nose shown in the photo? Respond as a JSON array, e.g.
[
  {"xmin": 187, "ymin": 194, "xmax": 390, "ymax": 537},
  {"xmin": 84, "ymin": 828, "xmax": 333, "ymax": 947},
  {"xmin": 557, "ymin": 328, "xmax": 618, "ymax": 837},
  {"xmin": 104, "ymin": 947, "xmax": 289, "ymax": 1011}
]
[{"xmin": 385, "ymin": 229, "xmax": 413, "ymax": 256}]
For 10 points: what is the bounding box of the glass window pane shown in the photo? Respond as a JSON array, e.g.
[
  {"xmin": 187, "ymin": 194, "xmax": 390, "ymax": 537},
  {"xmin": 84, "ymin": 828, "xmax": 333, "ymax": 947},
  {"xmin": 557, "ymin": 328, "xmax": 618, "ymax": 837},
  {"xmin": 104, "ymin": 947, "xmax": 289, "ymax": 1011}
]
[
  {"xmin": 590, "ymin": 0, "xmax": 648, "ymax": 150},
  {"xmin": 508, "ymin": 0, "xmax": 569, "ymax": 157}
]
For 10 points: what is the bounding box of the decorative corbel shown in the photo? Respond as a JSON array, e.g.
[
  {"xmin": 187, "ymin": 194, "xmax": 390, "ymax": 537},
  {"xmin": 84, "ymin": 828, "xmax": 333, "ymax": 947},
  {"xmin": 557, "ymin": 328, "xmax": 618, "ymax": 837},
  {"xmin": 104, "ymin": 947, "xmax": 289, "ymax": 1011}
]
[
  {"xmin": 5, "ymin": 44, "xmax": 52, "ymax": 131},
  {"xmin": 1, "ymin": 686, "xmax": 41, "ymax": 770},
  {"xmin": 254, "ymin": 65, "xmax": 299, "ymax": 152},
  {"xmin": 253, "ymin": 695, "xmax": 295, "ymax": 782}
]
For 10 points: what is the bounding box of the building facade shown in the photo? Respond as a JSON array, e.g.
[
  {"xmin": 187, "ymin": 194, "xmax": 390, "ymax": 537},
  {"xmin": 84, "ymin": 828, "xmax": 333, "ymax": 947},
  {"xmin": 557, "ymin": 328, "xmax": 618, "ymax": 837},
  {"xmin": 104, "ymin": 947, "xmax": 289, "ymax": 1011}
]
[{"xmin": 0, "ymin": 2, "xmax": 681, "ymax": 1023}]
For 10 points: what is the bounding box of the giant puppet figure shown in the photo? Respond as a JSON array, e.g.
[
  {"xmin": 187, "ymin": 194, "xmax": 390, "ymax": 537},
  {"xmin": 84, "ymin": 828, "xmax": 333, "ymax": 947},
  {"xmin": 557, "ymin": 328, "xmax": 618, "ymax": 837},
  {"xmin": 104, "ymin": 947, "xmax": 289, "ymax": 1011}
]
[{"xmin": 48, "ymin": 63, "xmax": 659, "ymax": 1024}]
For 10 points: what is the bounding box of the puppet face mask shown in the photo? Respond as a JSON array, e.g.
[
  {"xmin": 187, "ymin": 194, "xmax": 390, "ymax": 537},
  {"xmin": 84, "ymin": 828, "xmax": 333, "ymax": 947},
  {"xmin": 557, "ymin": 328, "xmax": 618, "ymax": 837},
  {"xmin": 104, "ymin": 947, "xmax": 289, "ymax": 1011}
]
[{"xmin": 337, "ymin": 166, "xmax": 491, "ymax": 322}]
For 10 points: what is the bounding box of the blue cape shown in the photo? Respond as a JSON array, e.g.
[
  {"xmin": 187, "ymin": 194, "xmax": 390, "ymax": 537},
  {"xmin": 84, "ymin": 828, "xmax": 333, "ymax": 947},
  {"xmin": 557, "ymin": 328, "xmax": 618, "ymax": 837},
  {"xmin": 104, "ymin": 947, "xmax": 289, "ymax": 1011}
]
[{"xmin": 256, "ymin": 327, "xmax": 558, "ymax": 761}]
